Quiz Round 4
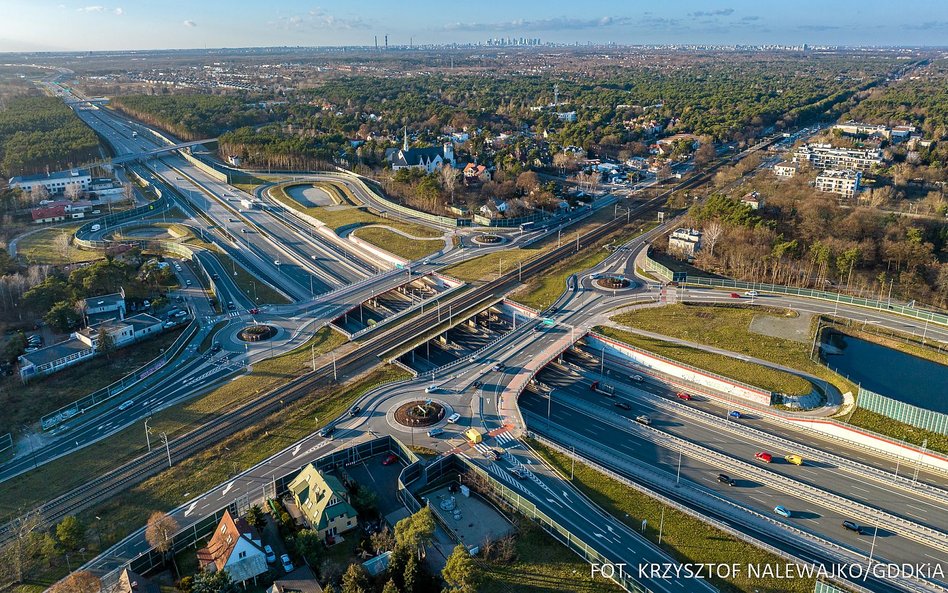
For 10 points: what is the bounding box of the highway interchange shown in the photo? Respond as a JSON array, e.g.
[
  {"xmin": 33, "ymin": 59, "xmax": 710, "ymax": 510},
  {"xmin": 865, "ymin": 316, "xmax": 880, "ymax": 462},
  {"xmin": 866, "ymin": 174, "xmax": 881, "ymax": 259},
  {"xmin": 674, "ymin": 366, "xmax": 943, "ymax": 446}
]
[{"xmin": 4, "ymin": 79, "xmax": 946, "ymax": 593}]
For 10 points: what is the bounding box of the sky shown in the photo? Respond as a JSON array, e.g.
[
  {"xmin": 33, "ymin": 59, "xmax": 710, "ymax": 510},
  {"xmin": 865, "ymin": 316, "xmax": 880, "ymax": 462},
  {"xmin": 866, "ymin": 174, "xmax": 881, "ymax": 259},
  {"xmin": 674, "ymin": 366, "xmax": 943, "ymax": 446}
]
[{"xmin": 1, "ymin": 0, "xmax": 948, "ymax": 52}]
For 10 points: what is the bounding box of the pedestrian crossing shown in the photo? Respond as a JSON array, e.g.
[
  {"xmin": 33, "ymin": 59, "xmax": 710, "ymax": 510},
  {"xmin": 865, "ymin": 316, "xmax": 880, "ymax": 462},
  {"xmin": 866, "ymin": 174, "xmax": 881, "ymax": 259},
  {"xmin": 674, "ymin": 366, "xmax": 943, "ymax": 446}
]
[
  {"xmin": 473, "ymin": 443, "xmax": 491, "ymax": 454},
  {"xmin": 493, "ymin": 431, "xmax": 517, "ymax": 445},
  {"xmin": 227, "ymin": 311, "xmax": 241, "ymax": 318}
]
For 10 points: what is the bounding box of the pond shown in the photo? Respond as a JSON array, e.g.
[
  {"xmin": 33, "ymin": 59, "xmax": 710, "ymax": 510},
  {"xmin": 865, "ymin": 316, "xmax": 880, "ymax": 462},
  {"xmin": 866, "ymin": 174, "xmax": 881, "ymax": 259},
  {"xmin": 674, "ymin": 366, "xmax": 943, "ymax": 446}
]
[{"xmin": 822, "ymin": 332, "xmax": 948, "ymax": 413}]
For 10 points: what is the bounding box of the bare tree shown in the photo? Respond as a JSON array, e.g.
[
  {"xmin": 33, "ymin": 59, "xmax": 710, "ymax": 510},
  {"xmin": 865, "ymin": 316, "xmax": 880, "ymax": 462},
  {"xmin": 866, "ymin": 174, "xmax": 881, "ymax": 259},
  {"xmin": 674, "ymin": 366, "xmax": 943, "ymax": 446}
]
[
  {"xmin": 64, "ymin": 184, "xmax": 82, "ymax": 202},
  {"xmin": 702, "ymin": 220, "xmax": 724, "ymax": 257},
  {"xmin": 48, "ymin": 571, "xmax": 100, "ymax": 593},
  {"xmin": 30, "ymin": 185, "xmax": 50, "ymax": 206},
  {"xmin": 0, "ymin": 509, "xmax": 43, "ymax": 584},
  {"xmin": 144, "ymin": 511, "xmax": 179, "ymax": 569},
  {"xmin": 54, "ymin": 231, "xmax": 71, "ymax": 259},
  {"xmin": 123, "ymin": 182, "xmax": 135, "ymax": 206},
  {"xmin": 439, "ymin": 165, "xmax": 458, "ymax": 202}
]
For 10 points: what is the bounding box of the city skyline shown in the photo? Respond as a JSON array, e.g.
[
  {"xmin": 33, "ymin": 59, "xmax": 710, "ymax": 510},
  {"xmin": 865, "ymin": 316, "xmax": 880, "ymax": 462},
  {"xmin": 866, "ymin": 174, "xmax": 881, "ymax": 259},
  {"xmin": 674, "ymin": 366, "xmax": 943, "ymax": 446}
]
[{"xmin": 1, "ymin": 0, "xmax": 948, "ymax": 53}]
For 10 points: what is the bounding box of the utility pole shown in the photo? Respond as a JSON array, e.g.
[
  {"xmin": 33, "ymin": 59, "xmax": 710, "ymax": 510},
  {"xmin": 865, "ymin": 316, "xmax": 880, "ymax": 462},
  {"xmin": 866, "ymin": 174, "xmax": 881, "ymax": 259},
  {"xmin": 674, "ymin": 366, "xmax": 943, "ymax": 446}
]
[
  {"xmin": 676, "ymin": 450, "xmax": 683, "ymax": 485},
  {"xmin": 159, "ymin": 432, "xmax": 171, "ymax": 468},
  {"xmin": 144, "ymin": 417, "xmax": 152, "ymax": 452},
  {"xmin": 332, "ymin": 350, "xmax": 338, "ymax": 381}
]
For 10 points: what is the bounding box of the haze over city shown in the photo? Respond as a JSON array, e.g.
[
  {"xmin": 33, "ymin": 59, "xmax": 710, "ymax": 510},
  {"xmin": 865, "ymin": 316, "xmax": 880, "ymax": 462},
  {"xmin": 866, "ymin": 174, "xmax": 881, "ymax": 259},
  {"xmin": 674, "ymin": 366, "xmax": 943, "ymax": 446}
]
[{"xmin": 3, "ymin": 0, "xmax": 948, "ymax": 52}]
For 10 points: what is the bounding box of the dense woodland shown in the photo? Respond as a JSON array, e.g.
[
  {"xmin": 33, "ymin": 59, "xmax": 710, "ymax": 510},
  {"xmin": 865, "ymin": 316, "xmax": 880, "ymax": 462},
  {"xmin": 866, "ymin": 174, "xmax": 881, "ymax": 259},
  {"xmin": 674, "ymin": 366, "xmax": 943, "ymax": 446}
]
[{"xmin": 110, "ymin": 94, "xmax": 275, "ymax": 141}]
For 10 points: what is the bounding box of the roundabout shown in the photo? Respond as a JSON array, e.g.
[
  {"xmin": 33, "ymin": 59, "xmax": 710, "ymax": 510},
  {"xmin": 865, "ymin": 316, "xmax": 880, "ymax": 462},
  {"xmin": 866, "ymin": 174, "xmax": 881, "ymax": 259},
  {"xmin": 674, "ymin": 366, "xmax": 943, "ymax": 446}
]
[
  {"xmin": 593, "ymin": 274, "xmax": 633, "ymax": 291},
  {"xmin": 472, "ymin": 233, "xmax": 507, "ymax": 246},
  {"xmin": 237, "ymin": 324, "xmax": 277, "ymax": 342},
  {"xmin": 393, "ymin": 399, "xmax": 446, "ymax": 427}
]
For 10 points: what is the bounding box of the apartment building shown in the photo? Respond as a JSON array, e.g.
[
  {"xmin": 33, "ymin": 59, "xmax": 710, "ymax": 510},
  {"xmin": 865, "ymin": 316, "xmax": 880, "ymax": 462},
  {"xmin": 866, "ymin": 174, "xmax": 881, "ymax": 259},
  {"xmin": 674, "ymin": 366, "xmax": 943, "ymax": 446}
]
[
  {"xmin": 815, "ymin": 169, "xmax": 862, "ymax": 198},
  {"xmin": 793, "ymin": 143, "xmax": 883, "ymax": 172}
]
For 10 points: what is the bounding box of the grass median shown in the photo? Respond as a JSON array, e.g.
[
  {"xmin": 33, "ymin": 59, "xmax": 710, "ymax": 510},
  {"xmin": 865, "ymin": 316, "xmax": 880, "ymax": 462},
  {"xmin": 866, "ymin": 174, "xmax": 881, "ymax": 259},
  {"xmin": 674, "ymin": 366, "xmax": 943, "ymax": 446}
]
[
  {"xmin": 607, "ymin": 304, "xmax": 849, "ymax": 396},
  {"xmin": 0, "ymin": 326, "xmax": 348, "ymax": 521},
  {"xmin": 0, "ymin": 328, "xmax": 184, "ymax": 437},
  {"xmin": 352, "ymin": 226, "xmax": 443, "ymax": 261},
  {"xmin": 207, "ymin": 252, "xmax": 291, "ymax": 305},
  {"xmin": 530, "ymin": 440, "xmax": 815, "ymax": 593}
]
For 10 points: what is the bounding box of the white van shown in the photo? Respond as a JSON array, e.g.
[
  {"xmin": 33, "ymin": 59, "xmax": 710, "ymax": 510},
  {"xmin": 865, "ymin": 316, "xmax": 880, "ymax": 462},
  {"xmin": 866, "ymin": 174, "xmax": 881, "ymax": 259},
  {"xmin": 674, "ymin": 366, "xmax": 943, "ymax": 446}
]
[{"xmin": 91, "ymin": 224, "xmax": 101, "ymax": 232}]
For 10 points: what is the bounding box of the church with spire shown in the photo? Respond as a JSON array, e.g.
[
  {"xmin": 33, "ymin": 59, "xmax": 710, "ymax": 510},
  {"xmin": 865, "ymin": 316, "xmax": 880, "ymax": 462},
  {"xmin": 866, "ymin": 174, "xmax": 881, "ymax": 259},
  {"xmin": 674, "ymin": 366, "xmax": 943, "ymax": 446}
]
[{"xmin": 386, "ymin": 128, "xmax": 455, "ymax": 173}]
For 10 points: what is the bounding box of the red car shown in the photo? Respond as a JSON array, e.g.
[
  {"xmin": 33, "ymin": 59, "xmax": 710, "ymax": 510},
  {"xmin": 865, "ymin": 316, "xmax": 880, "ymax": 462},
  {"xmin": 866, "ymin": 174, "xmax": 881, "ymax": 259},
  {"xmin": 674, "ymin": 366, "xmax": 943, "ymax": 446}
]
[
  {"xmin": 730, "ymin": 293, "xmax": 741, "ymax": 298},
  {"xmin": 676, "ymin": 392, "xmax": 692, "ymax": 401},
  {"xmin": 754, "ymin": 451, "xmax": 773, "ymax": 463},
  {"xmin": 382, "ymin": 454, "xmax": 398, "ymax": 466},
  {"xmin": 249, "ymin": 307, "xmax": 260, "ymax": 315}
]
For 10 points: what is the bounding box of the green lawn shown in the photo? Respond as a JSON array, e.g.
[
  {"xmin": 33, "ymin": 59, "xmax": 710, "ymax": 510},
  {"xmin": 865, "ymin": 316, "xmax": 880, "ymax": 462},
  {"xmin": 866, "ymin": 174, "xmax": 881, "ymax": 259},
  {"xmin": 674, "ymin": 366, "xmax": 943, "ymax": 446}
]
[
  {"xmin": 607, "ymin": 304, "xmax": 848, "ymax": 396},
  {"xmin": 352, "ymin": 226, "xmax": 443, "ymax": 261},
  {"xmin": 0, "ymin": 328, "xmax": 185, "ymax": 437},
  {"xmin": 478, "ymin": 521, "xmax": 621, "ymax": 593},
  {"xmin": 847, "ymin": 407, "xmax": 948, "ymax": 455},
  {"xmin": 208, "ymin": 253, "xmax": 292, "ymax": 305},
  {"xmin": 16, "ymin": 223, "xmax": 102, "ymax": 265},
  {"xmin": 0, "ymin": 327, "xmax": 348, "ymax": 521},
  {"xmin": 531, "ymin": 440, "xmax": 815, "ymax": 593},
  {"xmin": 513, "ymin": 221, "xmax": 659, "ymax": 311},
  {"xmin": 595, "ymin": 326, "xmax": 811, "ymax": 397}
]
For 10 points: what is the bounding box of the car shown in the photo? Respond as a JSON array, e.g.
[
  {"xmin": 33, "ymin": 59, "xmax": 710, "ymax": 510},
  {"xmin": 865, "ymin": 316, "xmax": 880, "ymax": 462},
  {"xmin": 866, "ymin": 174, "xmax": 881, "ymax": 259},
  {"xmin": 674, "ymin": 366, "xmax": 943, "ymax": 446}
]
[
  {"xmin": 508, "ymin": 466, "xmax": 529, "ymax": 479},
  {"xmin": 349, "ymin": 405, "xmax": 361, "ymax": 417},
  {"xmin": 318, "ymin": 425, "xmax": 335, "ymax": 438},
  {"xmin": 614, "ymin": 401, "xmax": 632, "ymax": 411},
  {"xmin": 211, "ymin": 343, "xmax": 222, "ymax": 354},
  {"xmin": 163, "ymin": 321, "xmax": 176, "ymax": 329},
  {"xmin": 273, "ymin": 259, "xmax": 281, "ymax": 266},
  {"xmin": 227, "ymin": 301, "xmax": 236, "ymax": 310},
  {"xmin": 493, "ymin": 363, "xmax": 505, "ymax": 372},
  {"xmin": 630, "ymin": 374, "xmax": 644, "ymax": 382},
  {"xmin": 533, "ymin": 325, "xmax": 544, "ymax": 332},
  {"xmin": 728, "ymin": 410, "xmax": 743, "ymax": 419},
  {"xmin": 842, "ymin": 520, "xmax": 864, "ymax": 534},
  {"xmin": 485, "ymin": 449, "xmax": 502, "ymax": 461},
  {"xmin": 676, "ymin": 392, "xmax": 692, "ymax": 401},
  {"xmin": 447, "ymin": 413, "xmax": 461, "ymax": 423},
  {"xmin": 118, "ymin": 399, "xmax": 135, "ymax": 411},
  {"xmin": 185, "ymin": 280, "xmax": 192, "ymax": 286},
  {"xmin": 730, "ymin": 292, "xmax": 741, "ymax": 298},
  {"xmin": 472, "ymin": 380, "xmax": 483, "ymax": 389},
  {"xmin": 745, "ymin": 290, "xmax": 759, "ymax": 297},
  {"xmin": 174, "ymin": 265, "xmax": 182, "ymax": 272},
  {"xmin": 212, "ymin": 273, "xmax": 220, "ymax": 280},
  {"xmin": 382, "ymin": 453, "xmax": 398, "ymax": 465},
  {"xmin": 426, "ymin": 427, "xmax": 444, "ymax": 438},
  {"xmin": 280, "ymin": 553, "xmax": 294, "ymax": 572},
  {"xmin": 241, "ymin": 228, "xmax": 249, "ymax": 233},
  {"xmin": 424, "ymin": 385, "xmax": 436, "ymax": 394},
  {"xmin": 717, "ymin": 473, "xmax": 737, "ymax": 486},
  {"xmin": 773, "ymin": 505, "xmax": 792, "ymax": 518},
  {"xmin": 754, "ymin": 451, "xmax": 773, "ymax": 463},
  {"xmin": 264, "ymin": 544, "xmax": 276, "ymax": 564},
  {"xmin": 249, "ymin": 307, "xmax": 260, "ymax": 315},
  {"xmin": 785, "ymin": 454, "xmax": 804, "ymax": 466},
  {"xmin": 24, "ymin": 346, "xmax": 38, "ymax": 353},
  {"xmin": 635, "ymin": 415, "xmax": 652, "ymax": 425}
]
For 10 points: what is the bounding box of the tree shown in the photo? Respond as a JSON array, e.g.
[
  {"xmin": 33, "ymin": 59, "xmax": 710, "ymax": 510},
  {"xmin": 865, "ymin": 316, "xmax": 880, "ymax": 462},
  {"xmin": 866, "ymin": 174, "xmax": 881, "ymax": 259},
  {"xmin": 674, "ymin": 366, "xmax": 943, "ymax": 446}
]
[
  {"xmin": 30, "ymin": 184, "xmax": 50, "ymax": 206},
  {"xmin": 192, "ymin": 570, "xmax": 236, "ymax": 593},
  {"xmin": 439, "ymin": 165, "xmax": 458, "ymax": 201},
  {"xmin": 244, "ymin": 505, "xmax": 265, "ymax": 531},
  {"xmin": 0, "ymin": 510, "xmax": 43, "ymax": 583},
  {"xmin": 702, "ymin": 220, "xmax": 724, "ymax": 258},
  {"xmin": 64, "ymin": 184, "xmax": 82, "ymax": 202},
  {"xmin": 515, "ymin": 171, "xmax": 540, "ymax": 195},
  {"xmin": 145, "ymin": 511, "xmax": 179, "ymax": 568},
  {"xmin": 370, "ymin": 525, "xmax": 395, "ymax": 554},
  {"xmin": 394, "ymin": 507, "xmax": 436, "ymax": 557},
  {"xmin": 45, "ymin": 301, "xmax": 82, "ymax": 332},
  {"xmin": 693, "ymin": 143, "xmax": 717, "ymax": 169},
  {"xmin": 341, "ymin": 563, "xmax": 369, "ymax": 593},
  {"xmin": 96, "ymin": 327, "xmax": 116, "ymax": 359},
  {"xmin": 381, "ymin": 579, "xmax": 399, "ymax": 593},
  {"xmin": 402, "ymin": 552, "xmax": 421, "ymax": 593},
  {"xmin": 48, "ymin": 570, "xmax": 100, "ymax": 593},
  {"xmin": 442, "ymin": 544, "xmax": 480, "ymax": 593},
  {"xmin": 54, "ymin": 231, "xmax": 71, "ymax": 259},
  {"xmin": 56, "ymin": 516, "xmax": 86, "ymax": 553},
  {"xmin": 292, "ymin": 529, "xmax": 322, "ymax": 567}
]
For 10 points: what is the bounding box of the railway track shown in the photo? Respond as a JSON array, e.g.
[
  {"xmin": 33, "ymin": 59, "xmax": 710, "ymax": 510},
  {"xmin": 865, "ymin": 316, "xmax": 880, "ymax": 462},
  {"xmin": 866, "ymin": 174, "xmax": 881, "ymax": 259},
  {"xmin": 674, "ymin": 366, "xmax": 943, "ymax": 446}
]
[{"xmin": 0, "ymin": 138, "xmax": 776, "ymax": 542}]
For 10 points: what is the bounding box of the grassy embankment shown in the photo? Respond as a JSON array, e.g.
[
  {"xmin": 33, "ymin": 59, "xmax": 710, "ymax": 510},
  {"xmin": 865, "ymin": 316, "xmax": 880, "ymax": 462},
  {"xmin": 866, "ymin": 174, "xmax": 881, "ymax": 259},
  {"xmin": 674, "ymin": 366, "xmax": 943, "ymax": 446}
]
[
  {"xmin": 269, "ymin": 183, "xmax": 444, "ymax": 261},
  {"xmin": 531, "ymin": 440, "xmax": 815, "ymax": 593},
  {"xmin": 0, "ymin": 329, "xmax": 184, "ymax": 438},
  {"xmin": 0, "ymin": 326, "xmax": 348, "ymax": 521},
  {"xmin": 15, "ymin": 222, "xmax": 102, "ymax": 265}
]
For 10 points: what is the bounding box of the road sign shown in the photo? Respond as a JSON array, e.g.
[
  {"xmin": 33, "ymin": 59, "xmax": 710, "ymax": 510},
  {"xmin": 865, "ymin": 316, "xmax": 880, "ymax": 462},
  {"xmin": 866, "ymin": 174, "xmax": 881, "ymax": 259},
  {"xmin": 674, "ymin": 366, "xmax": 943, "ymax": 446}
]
[
  {"xmin": 541, "ymin": 317, "xmax": 556, "ymax": 327},
  {"xmin": 672, "ymin": 272, "xmax": 687, "ymax": 283}
]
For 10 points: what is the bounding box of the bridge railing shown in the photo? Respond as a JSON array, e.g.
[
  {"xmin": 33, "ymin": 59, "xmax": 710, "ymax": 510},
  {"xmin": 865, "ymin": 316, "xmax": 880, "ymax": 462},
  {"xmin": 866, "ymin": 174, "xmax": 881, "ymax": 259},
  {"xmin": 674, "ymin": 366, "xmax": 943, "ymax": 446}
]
[{"xmin": 643, "ymin": 249, "xmax": 948, "ymax": 327}]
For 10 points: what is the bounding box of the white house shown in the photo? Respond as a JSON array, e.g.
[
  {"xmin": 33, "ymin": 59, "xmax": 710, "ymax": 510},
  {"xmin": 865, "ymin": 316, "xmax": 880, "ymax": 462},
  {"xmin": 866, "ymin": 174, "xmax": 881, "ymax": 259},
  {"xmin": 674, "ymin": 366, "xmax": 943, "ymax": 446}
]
[
  {"xmin": 197, "ymin": 510, "xmax": 268, "ymax": 584},
  {"xmin": 773, "ymin": 163, "xmax": 798, "ymax": 178},
  {"xmin": 387, "ymin": 129, "xmax": 456, "ymax": 174},
  {"xmin": 668, "ymin": 228, "xmax": 703, "ymax": 256},
  {"xmin": 83, "ymin": 291, "xmax": 126, "ymax": 322}
]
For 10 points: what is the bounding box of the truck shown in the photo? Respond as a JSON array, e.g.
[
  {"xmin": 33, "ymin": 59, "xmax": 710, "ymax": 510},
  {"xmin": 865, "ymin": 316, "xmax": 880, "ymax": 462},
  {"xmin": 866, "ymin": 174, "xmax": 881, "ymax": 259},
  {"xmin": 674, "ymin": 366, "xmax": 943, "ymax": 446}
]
[
  {"xmin": 590, "ymin": 381, "xmax": 615, "ymax": 397},
  {"xmin": 240, "ymin": 199, "xmax": 255, "ymax": 210}
]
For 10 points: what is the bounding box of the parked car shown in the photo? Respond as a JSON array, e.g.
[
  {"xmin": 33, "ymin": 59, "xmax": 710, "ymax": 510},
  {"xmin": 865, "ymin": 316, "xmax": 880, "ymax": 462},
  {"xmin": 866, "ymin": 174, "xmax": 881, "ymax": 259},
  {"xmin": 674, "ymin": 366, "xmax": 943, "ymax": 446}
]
[
  {"xmin": 264, "ymin": 544, "xmax": 276, "ymax": 564},
  {"xmin": 447, "ymin": 413, "xmax": 461, "ymax": 423},
  {"xmin": 728, "ymin": 410, "xmax": 743, "ymax": 419},
  {"xmin": 842, "ymin": 521, "xmax": 864, "ymax": 534},
  {"xmin": 382, "ymin": 454, "xmax": 398, "ymax": 466},
  {"xmin": 635, "ymin": 415, "xmax": 652, "ymax": 426},
  {"xmin": 280, "ymin": 553, "xmax": 294, "ymax": 572},
  {"xmin": 774, "ymin": 505, "xmax": 792, "ymax": 518},
  {"xmin": 717, "ymin": 473, "xmax": 736, "ymax": 486},
  {"xmin": 614, "ymin": 401, "xmax": 632, "ymax": 411},
  {"xmin": 676, "ymin": 392, "xmax": 692, "ymax": 401},
  {"xmin": 785, "ymin": 454, "xmax": 804, "ymax": 466},
  {"xmin": 227, "ymin": 301, "xmax": 236, "ymax": 310},
  {"xmin": 426, "ymin": 427, "xmax": 444, "ymax": 438},
  {"xmin": 211, "ymin": 343, "xmax": 222, "ymax": 354},
  {"xmin": 185, "ymin": 279, "xmax": 192, "ymax": 286},
  {"xmin": 754, "ymin": 451, "xmax": 773, "ymax": 463}
]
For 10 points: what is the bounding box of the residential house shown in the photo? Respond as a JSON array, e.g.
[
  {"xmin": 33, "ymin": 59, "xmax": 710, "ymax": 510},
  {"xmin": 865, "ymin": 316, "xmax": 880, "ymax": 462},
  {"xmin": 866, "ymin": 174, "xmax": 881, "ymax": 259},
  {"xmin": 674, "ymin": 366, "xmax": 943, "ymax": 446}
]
[
  {"xmin": 125, "ymin": 313, "xmax": 164, "ymax": 340},
  {"xmin": 815, "ymin": 169, "xmax": 861, "ymax": 199},
  {"xmin": 668, "ymin": 228, "xmax": 703, "ymax": 257},
  {"xmin": 462, "ymin": 163, "xmax": 491, "ymax": 183},
  {"xmin": 740, "ymin": 191, "xmax": 764, "ymax": 210},
  {"xmin": 478, "ymin": 198, "xmax": 508, "ymax": 219},
  {"xmin": 773, "ymin": 163, "xmax": 798, "ymax": 178},
  {"xmin": 556, "ymin": 111, "xmax": 577, "ymax": 122},
  {"xmin": 287, "ymin": 463, "xmax": 358, "ymax": 541},
  {"xmin": 197, "ymin": 510, "xmax": 268, "ymax": 584},
  {"xmin": 269, "ymin": 567, "xmax": 323, "ymax": 593},
  {"xmin": 84, "ymin": 291, "xmax": 126, "ymax": 322},
  {"xmin": 30, "ymin": 204, "xmax": 68, "ymax": 224},
  {"xmin": 76, "ymin": 319, "xmax": 135, "ymax": 349}
]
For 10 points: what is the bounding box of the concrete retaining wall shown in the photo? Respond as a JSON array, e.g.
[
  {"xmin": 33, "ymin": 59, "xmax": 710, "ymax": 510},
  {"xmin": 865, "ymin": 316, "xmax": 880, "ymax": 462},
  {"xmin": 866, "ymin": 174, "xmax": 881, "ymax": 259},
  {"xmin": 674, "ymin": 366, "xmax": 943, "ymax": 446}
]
[{"xmin": 585, "ymin": 333, "xmax": 773, "ymax": 406}]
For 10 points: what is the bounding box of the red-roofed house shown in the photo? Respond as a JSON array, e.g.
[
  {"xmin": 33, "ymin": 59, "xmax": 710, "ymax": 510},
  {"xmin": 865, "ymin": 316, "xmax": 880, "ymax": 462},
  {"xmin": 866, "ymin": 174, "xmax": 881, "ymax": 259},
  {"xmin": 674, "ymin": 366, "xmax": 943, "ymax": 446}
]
[
  {"xmin": 31, "ymin": 204, "xmax": 68, "ymax": 224},
  {"xmin": 196, "ymin": 510, "xmax": 268, "ymax": 584},
  {"xmin": 463, "ymin": 163, "xmax": 491, "ymax": 183}
]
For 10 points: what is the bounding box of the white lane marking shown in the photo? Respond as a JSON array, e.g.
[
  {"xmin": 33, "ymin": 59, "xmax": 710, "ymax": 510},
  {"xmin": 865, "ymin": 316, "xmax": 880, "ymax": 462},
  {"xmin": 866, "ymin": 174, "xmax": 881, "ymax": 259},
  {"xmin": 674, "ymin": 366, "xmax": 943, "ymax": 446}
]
[
  {"xmin": 292, "ymin": 444, "xmax": 302, "ymax": 456},
  {"xmin": 184, "ymin": 502, "xmax": 198, "ymax": 517},
  {"xmin": 221, "ymin": 481, "xmax": 234, "ymax": 497}
]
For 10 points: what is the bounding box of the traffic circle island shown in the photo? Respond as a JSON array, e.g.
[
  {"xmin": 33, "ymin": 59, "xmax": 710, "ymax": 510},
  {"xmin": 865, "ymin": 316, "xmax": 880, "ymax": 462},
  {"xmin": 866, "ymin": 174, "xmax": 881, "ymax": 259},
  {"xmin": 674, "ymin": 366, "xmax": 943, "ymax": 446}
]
[
  {"xmin": 237, "ymin": 324, "xmax": 277, "ymax": 342},
  {"xmin": 394, "ymin": 400, "xmax": 446, "ymax": 427}
]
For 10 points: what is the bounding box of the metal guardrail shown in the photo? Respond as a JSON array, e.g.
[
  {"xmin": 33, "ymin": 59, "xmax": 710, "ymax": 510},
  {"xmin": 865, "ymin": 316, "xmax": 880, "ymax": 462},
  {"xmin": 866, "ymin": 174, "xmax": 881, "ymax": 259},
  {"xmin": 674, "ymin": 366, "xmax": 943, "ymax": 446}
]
[
  {"xmin": 40, "ymin": 322, "xmax": 199, "ymax": 431},
  {"xmin": 858, "ymin": 387, "xmax": 948, "ymax": 436},
  {"xmin": 0, "ymin": 433, "xmax": 12, "ymax": 456},
  {"xmin": 643, "ymin": 249, "xmax": 948, "ymax": 327}
]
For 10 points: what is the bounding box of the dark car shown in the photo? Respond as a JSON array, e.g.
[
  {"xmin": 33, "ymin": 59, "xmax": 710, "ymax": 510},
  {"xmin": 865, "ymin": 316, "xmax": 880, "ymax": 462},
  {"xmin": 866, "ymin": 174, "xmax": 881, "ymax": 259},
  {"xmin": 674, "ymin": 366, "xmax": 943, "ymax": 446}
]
[
  {"xmin": 614, "ymin": 401, "xmax": 632, "ymax": 411},
  {"xmin": 227, "ymin": 301, "xmax": 236, "ymax": 310},
  {"xmin": 472, "ymin": 380, "xmax": 483, "ymax": 389},
  {"xmin": 318, "ymin": 425, "xmax": 335, "ymax": 438},
  {"xmin": 210, "ymin": 342, "xmax": 222, "ymax": 354},
  {"xmin": 349, "ymin": 405, "xmax": 361, "ymax": 417},
  {"xmin": 842, "ymin": 521, "xmax": 864, "ymax": 534},
  {"xmin": 717, "ymin": 473, "xmax": 737, "ymax": 486},
  {"xmin": 485, "ymin": 449, "xmax": 502, "ymax": 461}
]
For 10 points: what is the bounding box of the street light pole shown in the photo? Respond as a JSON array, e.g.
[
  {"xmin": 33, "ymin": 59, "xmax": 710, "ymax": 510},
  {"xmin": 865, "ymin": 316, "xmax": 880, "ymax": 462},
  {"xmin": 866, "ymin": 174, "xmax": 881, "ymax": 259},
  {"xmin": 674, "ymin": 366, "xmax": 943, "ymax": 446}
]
[
  {"xmin": 144, "ymin": 417, "xmax": 152, "ymax": 452},
  {"xmin": 676, "ymin": 450, "xmax": 683, "ymax": 485},
  {"xmin": 159, "ymin": 432, "xmax": 171, "ymax": 468}
]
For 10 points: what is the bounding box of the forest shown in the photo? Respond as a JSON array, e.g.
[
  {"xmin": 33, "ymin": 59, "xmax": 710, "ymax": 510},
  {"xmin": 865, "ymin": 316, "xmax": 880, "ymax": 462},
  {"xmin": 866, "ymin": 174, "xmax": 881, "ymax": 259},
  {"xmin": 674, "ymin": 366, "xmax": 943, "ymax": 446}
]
[
  {"xmin": 0, "ymin": 95, "xmax": 101, "ymax": 177},
  {"xmin": 109, "ymin": 94, "xmax": 276, "ymax": 141}
]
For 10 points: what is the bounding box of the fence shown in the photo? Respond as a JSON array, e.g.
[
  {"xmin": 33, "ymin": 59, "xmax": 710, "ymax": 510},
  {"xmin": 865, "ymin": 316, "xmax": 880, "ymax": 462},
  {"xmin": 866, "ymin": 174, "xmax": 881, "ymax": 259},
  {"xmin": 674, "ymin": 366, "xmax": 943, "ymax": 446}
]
[
  {"xmin": 40, "ymin": 322, "xmax": 200, "ymax": 431},
  {"xmin": 643, "ymin": 249, "xmax": 948, "ymax": 327},
  {"xmin": 814, "ymin": 581, "xmax": 849, "ymax": 593},
  {"xmin": 0, "ymin": 433, "xmax": 12, "ymax": 456},
  {"xmin": 858, "ymin": 387, "xmax": 948, "ymax": 436}
]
